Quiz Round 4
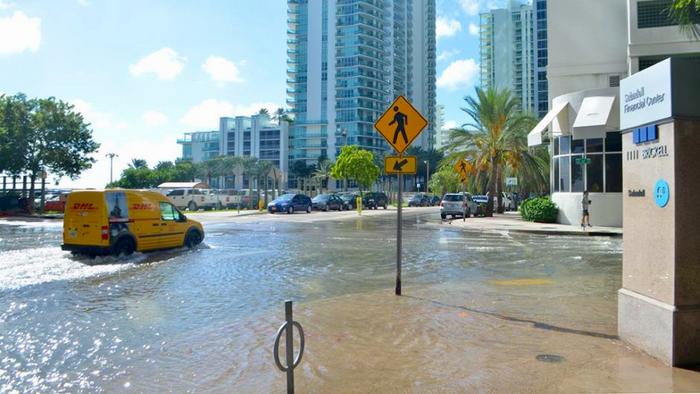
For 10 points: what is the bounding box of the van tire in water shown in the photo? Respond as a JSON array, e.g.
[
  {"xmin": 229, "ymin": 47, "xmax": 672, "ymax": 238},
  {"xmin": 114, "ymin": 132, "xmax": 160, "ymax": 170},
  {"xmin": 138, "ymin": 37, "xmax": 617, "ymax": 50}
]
[
  {"xmin": 185, "ymin": 229, "xmax": 203, "ymax": 248},
  {"xmin": 113, "ymin": 238, "xmax": 135, "ymax": 257}
]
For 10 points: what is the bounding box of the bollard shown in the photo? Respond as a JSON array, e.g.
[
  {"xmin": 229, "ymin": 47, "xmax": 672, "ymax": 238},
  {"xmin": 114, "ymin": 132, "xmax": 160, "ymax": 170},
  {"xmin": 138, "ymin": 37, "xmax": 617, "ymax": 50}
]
[
  {"xmin": 273, "ymin": 300, "xmax": 305, "ymax": 394},
  {"xmin": 356, "ymin": 196, "xmax": 362, "ymax": 215}
]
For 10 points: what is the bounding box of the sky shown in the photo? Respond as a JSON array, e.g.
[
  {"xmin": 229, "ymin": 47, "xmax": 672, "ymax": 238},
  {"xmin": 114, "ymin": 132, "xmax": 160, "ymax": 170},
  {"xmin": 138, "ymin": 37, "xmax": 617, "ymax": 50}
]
[{"xmin": 0, "ymin": 0, "xmax": 507, "ymax": 188}]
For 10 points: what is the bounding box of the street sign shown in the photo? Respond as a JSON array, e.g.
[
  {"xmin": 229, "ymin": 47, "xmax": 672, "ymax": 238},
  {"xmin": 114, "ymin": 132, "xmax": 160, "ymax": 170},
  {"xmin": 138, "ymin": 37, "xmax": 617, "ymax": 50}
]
[
  {"xmin": 374, "ymin": 96, "xmax": 428, "ymax": 154},
  {"xmin": 384, "ymin": 156, "xmax": 417, "ymax": 174},
  {"xmin": 454, "ymin": 159, "xmax": 470, "ymax": 178},
  {"xmin": 506, "ymin": 177, "xmax": 518, "ymax": 186},
  {"xmin": 575, "ymin": 157, "xmax": 592, "ymax": 165}
]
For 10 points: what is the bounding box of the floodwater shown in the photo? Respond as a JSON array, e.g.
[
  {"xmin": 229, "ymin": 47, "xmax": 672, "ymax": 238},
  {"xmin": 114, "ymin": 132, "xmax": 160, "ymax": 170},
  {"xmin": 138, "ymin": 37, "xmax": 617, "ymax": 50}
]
[{"xmin": 1, "ymin": 213, "xmax": 699, "ymax": 393}]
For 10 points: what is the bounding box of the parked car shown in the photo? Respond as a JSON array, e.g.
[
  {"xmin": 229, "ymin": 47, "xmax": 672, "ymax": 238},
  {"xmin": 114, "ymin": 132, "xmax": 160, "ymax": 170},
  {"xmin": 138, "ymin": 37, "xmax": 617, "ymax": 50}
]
[
  {"xmin": 44, "ymin": 193, "xmax": 68, "ymax": 212},
  {"xmin": 472, "ymin": 195, "xmax": 489, "ymax": 216},
  {"xmin": 62, "ymin": 190, "xmax": 203, "ymax": 257},
  {"xmin": 408, "ymin": 193, "xmax": 430, "ymax": 207},
  {"xmin": 440, "ymin": 193, "xmax": 477, "ymax": 219},
  {"xmin": 363, "ymin": 192, "xmax": 388, "ymax": 209},
  {"xmin": 486, "ymin": 191, "xmax": 515, "ymax": 211},
  {"xmin": 337, "ymin": 193, "xmax": 359, "ymax": 210},
  {"xmin": 267, "ymin": 193, "xmax": 312, "ymax": 214},
  {"xmin": 429, "ymin": 195, "xmax": 441, "ymax": 206},
  {"xmin": 216, "ymin": 189, "xmax": 243, "ymax": 209},
  {"xmin": 312, "ymin": 194, "xmax": 344, "ymax": 211},
  {"xmin": 167, "ymin": 188, "xmax": 221, "ymax": 211}
]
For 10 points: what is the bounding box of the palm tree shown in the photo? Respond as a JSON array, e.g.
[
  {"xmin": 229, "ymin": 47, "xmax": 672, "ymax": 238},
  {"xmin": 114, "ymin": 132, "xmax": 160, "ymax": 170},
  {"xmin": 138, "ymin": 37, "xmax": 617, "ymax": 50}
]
[
  {"xmin": 258, "ymin": 108, "xmax": 270, "ymax": 118},
  {"xmin": 130, "ymin": 159, "xmax": 148, "ymax": 169},
  {"xmin": 669, "ymin": 0, "xmax": 700, "ymax": 38},
  {"xmin": 255, "ymin": 160, "xmax": 273, "ymax": 206},
  {"xmin": 313, "ymin": 159, "xmax": 333, "ymax": 194},
  {"xmin": 445, "ymin": 87, "xmax": 545, "ymax": 216},
  {"xmin": 239, "ymin": 156, "xmax": 258, "ymax": 208}
]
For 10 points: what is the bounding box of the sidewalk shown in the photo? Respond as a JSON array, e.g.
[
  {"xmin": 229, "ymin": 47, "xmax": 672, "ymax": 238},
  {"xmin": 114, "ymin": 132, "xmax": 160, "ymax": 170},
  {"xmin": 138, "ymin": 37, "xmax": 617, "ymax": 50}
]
[{"xmin": 442, "ymin": 211, "xmax": 622, "ymax": 237}]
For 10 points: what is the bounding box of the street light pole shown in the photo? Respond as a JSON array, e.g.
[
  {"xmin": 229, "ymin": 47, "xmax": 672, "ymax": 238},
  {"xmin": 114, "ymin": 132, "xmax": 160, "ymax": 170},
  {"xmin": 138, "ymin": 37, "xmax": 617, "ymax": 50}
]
[
  {"xmin": 341, "ymin": 129, "xmax": 348, "ymax": 192},
  {"xmin": 105, "ymin": 153, "xmax": 118, "ymax": 184},
  {"xmin": 424, "ymin": 160, "xmax": 429, "ymax": 194}
]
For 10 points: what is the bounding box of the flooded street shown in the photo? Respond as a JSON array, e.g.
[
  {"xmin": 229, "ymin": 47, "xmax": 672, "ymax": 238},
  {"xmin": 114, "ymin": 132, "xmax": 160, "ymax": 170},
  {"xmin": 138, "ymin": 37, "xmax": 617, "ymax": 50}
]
[{"xmin": 1, "ymin": 211, "xmax": 699, "ymax": 392}]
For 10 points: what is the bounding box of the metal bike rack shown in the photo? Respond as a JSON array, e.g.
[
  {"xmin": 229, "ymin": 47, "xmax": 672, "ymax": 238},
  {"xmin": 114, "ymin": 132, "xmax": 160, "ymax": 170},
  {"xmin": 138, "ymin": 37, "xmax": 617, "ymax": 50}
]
[{"xmin": 273, "ymin": 300, "xmax": 305, "ymax": 394}]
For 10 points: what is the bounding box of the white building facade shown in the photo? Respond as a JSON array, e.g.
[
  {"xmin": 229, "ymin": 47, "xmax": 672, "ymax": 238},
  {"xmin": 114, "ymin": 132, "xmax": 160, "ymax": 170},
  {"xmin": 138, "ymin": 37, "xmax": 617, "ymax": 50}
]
[
  {"xmin": 528, "ymin": 0, "xmax": 700, "ymax": 227},
  {"xmin": 177, "ymin": 115, "xmax": 290, "ymax": 189}
]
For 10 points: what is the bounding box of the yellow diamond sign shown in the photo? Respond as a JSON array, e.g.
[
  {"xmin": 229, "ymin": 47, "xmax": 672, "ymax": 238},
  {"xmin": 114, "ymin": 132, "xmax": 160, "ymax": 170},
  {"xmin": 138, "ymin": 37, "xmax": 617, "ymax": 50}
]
[{"xmin": 374, "ymin": 96, "xmax": 428, "ymax": 154}]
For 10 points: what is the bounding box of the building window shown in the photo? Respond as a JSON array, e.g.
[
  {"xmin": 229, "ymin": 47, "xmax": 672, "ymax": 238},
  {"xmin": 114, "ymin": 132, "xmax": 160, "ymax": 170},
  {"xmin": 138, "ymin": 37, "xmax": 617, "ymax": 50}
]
[
  {"xmin": 637, "ymin": 0, "xmax": 676, "ymax": 29},
  {"xmin": 605, "ymin": 131, "xmax": 622, "ymax": 152},
  {"xmin": 571, "ymin": 155, "xmax": 585, "ymax": 192},
  {"xmin": 586, "ymin": 138, "xmax": 604, "ymax": 153},
  {"xmin": 587, "ymin": 155, "xmax": 604, "ymax": 193},
  {"xmin": 605, "ymin": 154, "xmax": 623, "ymax": 192},
  {"xmin": 559, "ymin": 156, "xmax": 570, "ymax": 192}
]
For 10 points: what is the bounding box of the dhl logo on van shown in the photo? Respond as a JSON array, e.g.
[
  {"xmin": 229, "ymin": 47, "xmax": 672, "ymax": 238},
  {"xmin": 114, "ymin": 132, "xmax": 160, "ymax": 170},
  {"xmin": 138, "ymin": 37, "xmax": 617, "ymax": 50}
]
[
  {"xmin": 71, "ymin": 202, "xmax": 96, "ymax": 210},
  {"xmin": 131, "ymin": 203, "xmax": 154, "ymax": 210}
]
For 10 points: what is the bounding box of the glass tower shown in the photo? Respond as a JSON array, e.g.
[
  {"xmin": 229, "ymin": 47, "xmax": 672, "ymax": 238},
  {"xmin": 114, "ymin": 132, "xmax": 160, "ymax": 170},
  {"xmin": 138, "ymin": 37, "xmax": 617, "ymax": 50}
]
[
  {"xmin": 479, "ymin": 0, "xmax": 541, "ymax": 115},
  {"xmin": 287, "ymin": 0, "xmax": 436, "ymax": 166}
]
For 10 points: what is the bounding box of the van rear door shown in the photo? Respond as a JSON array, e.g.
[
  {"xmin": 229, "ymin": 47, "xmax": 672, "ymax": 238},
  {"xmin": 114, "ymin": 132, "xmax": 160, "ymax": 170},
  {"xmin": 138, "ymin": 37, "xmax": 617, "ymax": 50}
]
[{"xmin": 64, "ymin": 191, "xmax": 108, "ymax": 247}]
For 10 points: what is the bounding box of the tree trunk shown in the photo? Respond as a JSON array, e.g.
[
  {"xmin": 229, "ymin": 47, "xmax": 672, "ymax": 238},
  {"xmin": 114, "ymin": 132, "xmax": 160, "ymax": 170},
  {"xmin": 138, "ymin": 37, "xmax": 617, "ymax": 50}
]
[
  {"xmin": 28, "ymin": 174, "xmax": 36, "ymax": 214},
  {"xmin": 486, "ymin": 158, "xmax": 497, "ymax": 217},
  {"xmin": 496, "ymin": 166, "xmax": 504, "ymax": 214}
]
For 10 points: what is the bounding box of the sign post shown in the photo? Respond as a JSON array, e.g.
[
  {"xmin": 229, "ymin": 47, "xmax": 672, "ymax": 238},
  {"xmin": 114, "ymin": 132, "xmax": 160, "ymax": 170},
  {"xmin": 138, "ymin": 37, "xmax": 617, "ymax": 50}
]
[
  {"xmin": 374, "ymin": 96, "xmax": 428, "ymax": 296},
  {"xmin": 454, "ymin": 159, "xmax": 470, "ymax": 221}
]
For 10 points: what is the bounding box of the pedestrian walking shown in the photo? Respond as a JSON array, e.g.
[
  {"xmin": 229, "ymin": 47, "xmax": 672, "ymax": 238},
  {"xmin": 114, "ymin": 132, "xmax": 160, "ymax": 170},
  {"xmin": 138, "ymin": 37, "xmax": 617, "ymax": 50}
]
[{"xmin": 581, "ymin": 190, "xmax": 592, "ymax": 230}]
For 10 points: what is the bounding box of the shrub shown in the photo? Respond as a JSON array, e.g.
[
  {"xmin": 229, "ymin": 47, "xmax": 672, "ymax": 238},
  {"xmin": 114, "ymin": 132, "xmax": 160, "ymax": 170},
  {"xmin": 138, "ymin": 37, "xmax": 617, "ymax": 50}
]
[{"xmin": 520, "ymin": 196, "xmax": 558, "ymax": 223}]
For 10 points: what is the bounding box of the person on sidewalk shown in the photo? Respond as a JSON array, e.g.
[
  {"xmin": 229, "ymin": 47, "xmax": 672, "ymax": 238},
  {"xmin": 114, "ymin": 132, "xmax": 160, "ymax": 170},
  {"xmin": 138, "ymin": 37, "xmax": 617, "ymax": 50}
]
[{"xmin": 581, "ymin": 190, "xmax": 592, "ymax": 230}]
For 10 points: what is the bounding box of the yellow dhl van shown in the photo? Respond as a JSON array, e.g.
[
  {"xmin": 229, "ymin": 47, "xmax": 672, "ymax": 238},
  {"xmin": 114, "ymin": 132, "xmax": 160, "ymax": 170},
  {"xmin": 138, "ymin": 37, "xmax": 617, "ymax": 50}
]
[{"xmin": 62, "ymin": 189, "xmax": 204, "ymax": 256}]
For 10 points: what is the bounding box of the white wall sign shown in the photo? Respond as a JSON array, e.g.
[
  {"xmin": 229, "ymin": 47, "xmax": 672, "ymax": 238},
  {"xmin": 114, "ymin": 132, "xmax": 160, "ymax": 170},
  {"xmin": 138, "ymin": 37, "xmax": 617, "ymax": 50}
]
[{"xmin": 620, "ymin": 59, "xmax": 672, "ymax": 130}]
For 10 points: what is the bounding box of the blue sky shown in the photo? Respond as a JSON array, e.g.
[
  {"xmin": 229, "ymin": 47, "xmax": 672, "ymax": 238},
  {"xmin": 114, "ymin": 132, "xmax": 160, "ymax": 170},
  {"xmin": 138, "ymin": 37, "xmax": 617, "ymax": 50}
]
[{"xmin": 0, "ymin": 0, "xmax": 503, "ymax": 187}]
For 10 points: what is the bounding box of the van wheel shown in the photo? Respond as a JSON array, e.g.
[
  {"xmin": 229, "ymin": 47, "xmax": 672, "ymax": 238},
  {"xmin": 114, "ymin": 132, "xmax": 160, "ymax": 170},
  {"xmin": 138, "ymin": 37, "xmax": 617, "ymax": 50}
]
[
  {"xmin": 287, "ymin": 206, "xmax": 294, "ymax": 214},
  {"xmin": 188, "ymin": 201, "xmax": 198, "ymax": 211},
  {"xmin": 113, "ymin": 238, "xmax": 135, "ymax": 257},
  {"xmin": 185, "ymin": 229, "xmax": 203, "ymax": 248}
]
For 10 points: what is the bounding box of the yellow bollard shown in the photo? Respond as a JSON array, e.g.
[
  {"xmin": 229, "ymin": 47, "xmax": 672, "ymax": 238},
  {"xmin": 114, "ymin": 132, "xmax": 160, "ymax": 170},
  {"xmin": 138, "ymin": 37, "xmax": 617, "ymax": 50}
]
[
  {"xmin": 258, "ymin": 199, "xmax": 264, "ymax": 212},
  {"xmin": 356, "ymin": 196, "xmax": 362, "ymax": 215}
]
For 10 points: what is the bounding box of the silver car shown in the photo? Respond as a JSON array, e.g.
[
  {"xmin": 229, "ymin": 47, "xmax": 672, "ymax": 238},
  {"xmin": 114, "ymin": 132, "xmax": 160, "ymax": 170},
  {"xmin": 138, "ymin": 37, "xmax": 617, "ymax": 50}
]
[{"xmin": 440, "ymin": 193, "xmax": 477, "ymax": 219}]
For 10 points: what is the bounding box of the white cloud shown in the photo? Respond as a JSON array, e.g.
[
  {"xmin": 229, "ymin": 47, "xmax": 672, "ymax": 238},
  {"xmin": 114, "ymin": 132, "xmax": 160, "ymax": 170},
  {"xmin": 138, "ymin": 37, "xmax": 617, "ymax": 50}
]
[
  {"xmin": 0, "ymin": 1, "xmax": 15, "ymax": 10},
  {"xmin": 0, "ymin": 11, "xmax": 41, "ymax": 55},
  {"xmin": 180, "ymin": 99, "xmax": 281, "ymax": 130},
  {"xmin": 468, "ymin": 23, "xmax": 479, "ymax": 36},
  {"xmin": 71, "ymin": 99, "xmax": 115, "ymax": 130},
  {"xmin": 436, "ymin": 16, "xmax": 461, "ymax": 39},
  {"xmin": 437, "ymin": 58, "xmax": 479, "ymax": 91},
  {"xmin": 129, "ymin": 48, "xmax": 185, "ymax": 80},
  {"xmin": 459, "ymin": 0, "xmax": 479, "ymax": 15},
  {"xmin": 77, "ymin": 0, "xmax": 90, "ymax": 6},
  {"xmin": 142, "ymin": 110, "xmax": 168, "ymax": 127},
  {"xmin": 437, "ymin": 49, "xmax": 460, "ymax": 62},
  {"xmin": 443, "ymin": 120, "xmax": 458, "ymax": 130},
  {"xmin": 202, "ymin": 56, "xmax": 244, "ymax": 83}
]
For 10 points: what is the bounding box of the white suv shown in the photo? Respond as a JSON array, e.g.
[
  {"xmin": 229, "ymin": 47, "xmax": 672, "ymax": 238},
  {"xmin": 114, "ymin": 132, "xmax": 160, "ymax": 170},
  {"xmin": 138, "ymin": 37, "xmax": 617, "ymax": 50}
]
[
  {"xmin": 440, "ymin": 193, "xmax": 477, "ymax": 219},
  {"xmin": 167, "ymin": 188, "xmax": 221, "ymax": 211}
]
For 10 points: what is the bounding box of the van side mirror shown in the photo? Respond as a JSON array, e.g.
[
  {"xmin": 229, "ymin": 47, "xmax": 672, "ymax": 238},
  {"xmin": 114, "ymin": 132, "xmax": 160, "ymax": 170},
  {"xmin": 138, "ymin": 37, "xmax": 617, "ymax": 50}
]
[{"xmin": 177, "ymin": 213, "xmax": 187, "ymax": 222}]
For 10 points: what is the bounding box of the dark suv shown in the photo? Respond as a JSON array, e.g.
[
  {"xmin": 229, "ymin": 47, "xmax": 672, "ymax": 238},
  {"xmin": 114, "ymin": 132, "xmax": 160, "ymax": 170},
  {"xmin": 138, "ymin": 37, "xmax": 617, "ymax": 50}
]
[{"xmin": 362, "ymin": 192, "xmax": 388, "ymax": 209}]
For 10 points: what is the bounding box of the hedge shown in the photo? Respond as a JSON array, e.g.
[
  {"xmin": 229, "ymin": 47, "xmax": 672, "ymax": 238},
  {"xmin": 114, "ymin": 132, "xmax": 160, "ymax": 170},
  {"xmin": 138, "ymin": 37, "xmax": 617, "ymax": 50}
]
[{"xmin": 520, "ymin": 196, "xmax": 558, "ymax": 223}]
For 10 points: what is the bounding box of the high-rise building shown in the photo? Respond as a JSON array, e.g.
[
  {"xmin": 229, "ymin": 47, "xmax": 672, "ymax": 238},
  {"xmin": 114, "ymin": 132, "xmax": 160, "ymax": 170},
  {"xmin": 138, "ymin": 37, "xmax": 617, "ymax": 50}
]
[
  {"xmin": 479, "ymin": 0, "xmax": 538, "ymax": 114},
  {"xmin": 533, "ymin": 0, "xmax": 548, "ymax": 118},
  {"xmin": 286, "ymin": 0, "xmax": 436, "ymax": 168}
]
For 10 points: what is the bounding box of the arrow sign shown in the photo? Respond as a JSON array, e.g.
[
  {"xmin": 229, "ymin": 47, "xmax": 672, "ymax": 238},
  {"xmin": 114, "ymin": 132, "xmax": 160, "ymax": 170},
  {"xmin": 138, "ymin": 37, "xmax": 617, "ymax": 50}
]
[
  {"xmin": 385, "ymin": 156, "xmax": 417, "ymax": 174},
  {"xmin": 393, "ymin": 158, "xmax": 409, "ymax": 171}
]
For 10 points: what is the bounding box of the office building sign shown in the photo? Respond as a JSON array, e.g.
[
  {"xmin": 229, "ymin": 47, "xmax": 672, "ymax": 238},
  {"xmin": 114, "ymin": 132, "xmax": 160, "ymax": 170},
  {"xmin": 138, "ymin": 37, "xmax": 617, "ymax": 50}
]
[{"xmin": 620, "ymin": 59, "xmax": 672, "ymax": 130}]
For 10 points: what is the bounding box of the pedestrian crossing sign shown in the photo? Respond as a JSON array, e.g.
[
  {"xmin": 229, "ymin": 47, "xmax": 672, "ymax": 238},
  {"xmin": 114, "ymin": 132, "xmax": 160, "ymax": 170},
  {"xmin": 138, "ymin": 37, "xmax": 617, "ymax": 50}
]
[{"xmin": 374, "ymin": 96, "xmax": 428, "ymax": 154}]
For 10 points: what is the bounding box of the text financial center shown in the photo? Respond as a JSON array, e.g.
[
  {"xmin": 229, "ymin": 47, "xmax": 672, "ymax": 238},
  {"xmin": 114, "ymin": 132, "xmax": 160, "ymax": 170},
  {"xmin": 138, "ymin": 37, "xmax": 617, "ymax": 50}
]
[{"xmin": 623, "ymin": 87, "xmax": 666, "ymax": 114}]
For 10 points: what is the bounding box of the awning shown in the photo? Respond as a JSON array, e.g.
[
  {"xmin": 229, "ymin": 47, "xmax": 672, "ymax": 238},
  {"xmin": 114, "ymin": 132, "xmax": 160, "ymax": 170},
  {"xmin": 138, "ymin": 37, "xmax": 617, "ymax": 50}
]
[
  {"xmin": 527, "ymin": 101, "xmax": 568, "ymax": 146},
  {"xmin": 572, "ymin": 96, "xmax": 616, "ymax": 140}
]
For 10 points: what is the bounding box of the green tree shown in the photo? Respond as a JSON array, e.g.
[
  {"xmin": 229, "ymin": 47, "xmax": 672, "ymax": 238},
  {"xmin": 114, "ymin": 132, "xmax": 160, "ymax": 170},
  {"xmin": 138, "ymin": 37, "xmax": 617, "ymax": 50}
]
[
  {"xmin": 289, "ymin": 159, "xmax": 314, "ymax": 194},
  {"xmin": 258, "ymin": 108, "xmax": 270, "ymax": 118},
  {"xmin": 669, "ymin": 0, "xmax": 700, "ymax": 37},
  {"xmin": 240, "ymin": 156, "xmax": 258, "ymax": 208},
  {"xmin": 445, "ymin": 87, "xmax": 544, "ymax": 216},
  {"xmin": 428, "ymin": 165, "xmax": 461, "ymax": 197},
  {"xmin": 331, "ymin": 146, "xmax": 380, "ymax": 195},
  {"xmin": 254, "ymin": 159, "xmax": 273, "ymax": 205},
  {"xmin": 0, "ymin": 94, "xmax": 99, "ymax": 211}
]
